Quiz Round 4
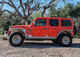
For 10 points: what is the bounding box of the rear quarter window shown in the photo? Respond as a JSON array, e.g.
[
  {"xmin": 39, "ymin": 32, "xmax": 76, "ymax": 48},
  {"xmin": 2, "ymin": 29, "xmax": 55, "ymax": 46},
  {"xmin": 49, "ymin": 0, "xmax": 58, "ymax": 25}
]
[{"xmin": 61, "ymin": 20, "xmax": 72, "ymax": 27}]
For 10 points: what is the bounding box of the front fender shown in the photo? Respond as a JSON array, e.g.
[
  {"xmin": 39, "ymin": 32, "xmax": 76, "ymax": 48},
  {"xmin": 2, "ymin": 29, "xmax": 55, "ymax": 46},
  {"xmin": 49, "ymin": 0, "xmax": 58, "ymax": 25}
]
[{"xmin": 9, "ymin": 28, "xmax": 27, "ymax": 38}]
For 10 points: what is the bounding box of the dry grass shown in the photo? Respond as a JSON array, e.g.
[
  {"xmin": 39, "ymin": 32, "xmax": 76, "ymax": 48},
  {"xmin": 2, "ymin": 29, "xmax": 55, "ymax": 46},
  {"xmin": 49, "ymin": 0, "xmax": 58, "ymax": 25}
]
[{"xmin": 0, "ymin": 35, "xmax": 4, "ymax": 38}]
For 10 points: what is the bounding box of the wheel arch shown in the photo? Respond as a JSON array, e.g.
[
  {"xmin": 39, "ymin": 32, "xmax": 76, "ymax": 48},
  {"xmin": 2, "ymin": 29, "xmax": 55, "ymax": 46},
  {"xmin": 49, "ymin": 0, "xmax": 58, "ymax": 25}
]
[
  {"xmin": 9, "ymin": 28, "xmax": 27, "ymax": 38},
  {"xmin": 57, "ymin": 30, "xmax": 72, "ymax": 39}
]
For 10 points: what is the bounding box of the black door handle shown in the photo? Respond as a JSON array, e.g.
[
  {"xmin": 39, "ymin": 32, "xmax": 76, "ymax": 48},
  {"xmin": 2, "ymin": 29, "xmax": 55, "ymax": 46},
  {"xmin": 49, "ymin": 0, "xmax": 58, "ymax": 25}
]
[{"xmin": 43, "ymin": 28, "xmax": 47, "ymax": 29}]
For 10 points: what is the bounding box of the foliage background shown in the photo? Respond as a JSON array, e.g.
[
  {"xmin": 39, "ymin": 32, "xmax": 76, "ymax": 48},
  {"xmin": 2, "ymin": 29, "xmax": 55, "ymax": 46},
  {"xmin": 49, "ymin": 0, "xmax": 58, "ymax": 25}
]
[{"xmin": 0, "ymin": 2, "xmax": 80, "ymax": 37}]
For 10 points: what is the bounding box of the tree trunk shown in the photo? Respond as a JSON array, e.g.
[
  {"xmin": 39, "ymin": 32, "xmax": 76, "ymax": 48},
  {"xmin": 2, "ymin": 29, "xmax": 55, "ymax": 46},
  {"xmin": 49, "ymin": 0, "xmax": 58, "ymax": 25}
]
[
  {"xmin": 41, "ymin": 9, "xmax": 46, "ymax": 17},
  {"xmin": 21, "ymin": 19, "xmax": 28, "ymax": 25}
]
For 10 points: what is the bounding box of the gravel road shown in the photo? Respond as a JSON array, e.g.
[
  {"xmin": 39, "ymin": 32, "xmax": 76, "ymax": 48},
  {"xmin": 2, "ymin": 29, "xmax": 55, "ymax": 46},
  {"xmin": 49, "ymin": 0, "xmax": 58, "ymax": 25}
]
[{"xmin": 0, "ymin": 38, "xmax": 80, "ymax": 57}]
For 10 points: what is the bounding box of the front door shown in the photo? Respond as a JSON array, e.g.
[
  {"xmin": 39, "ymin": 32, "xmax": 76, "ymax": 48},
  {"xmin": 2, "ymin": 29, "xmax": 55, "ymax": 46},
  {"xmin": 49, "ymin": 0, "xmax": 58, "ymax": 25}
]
[{"xmin": 31, "ymin": 19, "xmax": 48, "ymax": 37}]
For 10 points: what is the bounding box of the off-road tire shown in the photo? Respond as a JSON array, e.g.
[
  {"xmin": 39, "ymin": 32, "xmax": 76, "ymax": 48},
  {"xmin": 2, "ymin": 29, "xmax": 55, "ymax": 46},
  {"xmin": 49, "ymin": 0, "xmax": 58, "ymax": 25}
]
[
  {"xmin": 58, "ymin": 33, "xmax": 72, "ymax": 47},
  {"xmin": 9, "ymin": 32, "xmax": 24, "ymax": 47}
]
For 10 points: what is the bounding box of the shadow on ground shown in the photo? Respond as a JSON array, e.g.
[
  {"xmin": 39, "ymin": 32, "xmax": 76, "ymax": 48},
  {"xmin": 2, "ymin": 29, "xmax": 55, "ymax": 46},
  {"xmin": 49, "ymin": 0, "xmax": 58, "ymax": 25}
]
[{"xmin": 19, "ymin": 42, "xmax": 80, "ymax": 49}]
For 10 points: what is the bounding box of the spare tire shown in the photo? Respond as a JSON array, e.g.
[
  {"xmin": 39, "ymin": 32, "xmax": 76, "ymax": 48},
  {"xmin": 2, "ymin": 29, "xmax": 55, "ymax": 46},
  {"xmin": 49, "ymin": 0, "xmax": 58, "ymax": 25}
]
[{"xmin": 74, "ymin": 25, "xmax": 77, "ymax": 35}]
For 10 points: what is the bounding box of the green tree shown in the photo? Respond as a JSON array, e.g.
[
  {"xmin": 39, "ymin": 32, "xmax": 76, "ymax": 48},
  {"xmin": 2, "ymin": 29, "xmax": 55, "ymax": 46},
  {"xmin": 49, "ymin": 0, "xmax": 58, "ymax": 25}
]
[
  {"xmin": 48, "ymin": 7, "xmax": 57, "ymax": 17},
  {"xmin": 57, "ymin": 3, "xmax": 74, "ymax": 18}
]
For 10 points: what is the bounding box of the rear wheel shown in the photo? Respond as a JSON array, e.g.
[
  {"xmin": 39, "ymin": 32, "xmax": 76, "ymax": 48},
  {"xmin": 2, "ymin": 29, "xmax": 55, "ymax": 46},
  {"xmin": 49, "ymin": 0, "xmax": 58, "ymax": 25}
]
[
  {"xmin": 58, "ymin": 34, "xmax": 72, "ymax": 47},
  {"xmin": 9, "ymin": 32, "xmax": 24, "ymax": 47}
]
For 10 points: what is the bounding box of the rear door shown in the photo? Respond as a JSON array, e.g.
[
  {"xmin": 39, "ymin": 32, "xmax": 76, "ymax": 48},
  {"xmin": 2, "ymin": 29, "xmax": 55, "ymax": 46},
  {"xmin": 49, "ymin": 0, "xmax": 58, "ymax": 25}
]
[{"xmin": 48, "ymin": 19, "xmax": 60, "ymax": 37}]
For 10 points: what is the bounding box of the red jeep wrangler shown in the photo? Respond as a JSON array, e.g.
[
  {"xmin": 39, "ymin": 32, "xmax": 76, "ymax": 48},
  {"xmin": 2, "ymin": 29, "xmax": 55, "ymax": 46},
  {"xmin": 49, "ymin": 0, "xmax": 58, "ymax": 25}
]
[{"xmin": 8, "ymin": 17, "xmax": 76, "ymax": 47}]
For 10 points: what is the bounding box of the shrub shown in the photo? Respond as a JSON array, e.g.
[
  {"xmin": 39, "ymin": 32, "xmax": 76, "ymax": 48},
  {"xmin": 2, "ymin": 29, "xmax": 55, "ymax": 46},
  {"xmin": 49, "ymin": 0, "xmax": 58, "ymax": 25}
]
[{"xmin": 0, "ymin": 28, "xmax": 4, "ymax": 35}]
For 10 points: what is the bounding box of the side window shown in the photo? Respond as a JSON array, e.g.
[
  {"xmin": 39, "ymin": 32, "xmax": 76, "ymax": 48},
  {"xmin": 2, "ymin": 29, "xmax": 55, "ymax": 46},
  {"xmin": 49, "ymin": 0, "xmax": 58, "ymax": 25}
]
[
  {"xmin": 49, "ymin": 19, "xmax": 59, "ymax": 26},
  {"xmin": 35, "ymin": 19, "xmax": 46, "ymax": 26},
  {"xmin": 61, "ymin": 20, "xmax": 71, "ymax": 26}
]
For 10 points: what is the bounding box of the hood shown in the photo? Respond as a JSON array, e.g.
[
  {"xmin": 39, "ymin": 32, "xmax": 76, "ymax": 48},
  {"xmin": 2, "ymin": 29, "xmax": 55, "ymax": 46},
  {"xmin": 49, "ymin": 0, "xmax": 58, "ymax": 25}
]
[{"xmin": 10, "ymin": 25, "xmax": 31, "ymax": 29}]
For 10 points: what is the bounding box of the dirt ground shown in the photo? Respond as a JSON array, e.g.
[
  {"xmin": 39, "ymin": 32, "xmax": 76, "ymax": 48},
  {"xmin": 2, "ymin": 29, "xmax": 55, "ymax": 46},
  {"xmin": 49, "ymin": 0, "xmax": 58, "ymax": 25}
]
[{"xmin": 0, "ymin": 38, "xmax": 80, "ymax": 57}]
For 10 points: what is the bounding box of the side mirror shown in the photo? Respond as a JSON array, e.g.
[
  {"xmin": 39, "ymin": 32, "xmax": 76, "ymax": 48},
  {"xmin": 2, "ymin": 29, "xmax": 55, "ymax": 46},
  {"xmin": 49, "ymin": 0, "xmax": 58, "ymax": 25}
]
[{"xmin": 33, "ymin": 22, "xmax": 36, "ymax": 26}]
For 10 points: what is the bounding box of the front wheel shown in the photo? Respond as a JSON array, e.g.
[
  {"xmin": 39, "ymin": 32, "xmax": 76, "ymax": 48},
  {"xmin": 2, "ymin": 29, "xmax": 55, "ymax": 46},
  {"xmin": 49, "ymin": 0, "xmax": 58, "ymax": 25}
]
[
  {"xmin": 9, "ymin": 32, "xmax": 24, "ymax": 47},
  {"xmin": 58, "ymin": 34, "xmax": 72, "ymax": 47}
]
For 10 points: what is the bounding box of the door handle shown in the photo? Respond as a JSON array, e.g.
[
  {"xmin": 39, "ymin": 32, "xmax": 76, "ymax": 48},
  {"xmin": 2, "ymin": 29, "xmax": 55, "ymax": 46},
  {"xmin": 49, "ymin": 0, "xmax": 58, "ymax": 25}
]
[
  {"xmin": 55, "ymin": 28, "xmax": 59, "ymax": 30},
  {"xmin": 43, "ymin": 28, "xmax": 47, "ymax": 29}
]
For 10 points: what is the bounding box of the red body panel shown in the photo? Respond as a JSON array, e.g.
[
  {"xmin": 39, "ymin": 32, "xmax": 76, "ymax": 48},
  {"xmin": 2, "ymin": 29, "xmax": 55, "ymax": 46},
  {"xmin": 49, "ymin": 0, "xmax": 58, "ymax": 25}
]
[
  {"xmin": 31, "ymin": 26, "xmax": 48, "ymax": 37},
  {"xmin": 8, "ymin": 17, "xmax": 74, "ymax": 38}
]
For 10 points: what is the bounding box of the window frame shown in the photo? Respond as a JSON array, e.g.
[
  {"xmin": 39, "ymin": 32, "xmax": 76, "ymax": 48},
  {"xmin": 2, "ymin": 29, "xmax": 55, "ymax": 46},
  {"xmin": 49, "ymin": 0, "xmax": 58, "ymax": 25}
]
[
  {"xmin": 61, "ymin": 20, "xmax": 72, "ymax": 27},
  {"xmin": 49, "ymin": 19, "xmax": 59, "ymax": 26},
  {"xmin": 35, "ymin": 19, "xmax": 46, "ymax": 26}
]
